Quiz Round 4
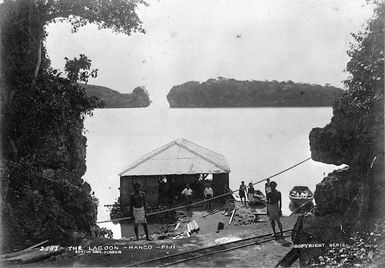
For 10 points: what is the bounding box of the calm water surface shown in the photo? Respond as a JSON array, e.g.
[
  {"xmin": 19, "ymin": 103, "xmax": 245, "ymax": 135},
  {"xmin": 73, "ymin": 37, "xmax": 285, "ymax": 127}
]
[{"xmin": 84, "ymin": 107, "xmax": 341, "ymax": 238}]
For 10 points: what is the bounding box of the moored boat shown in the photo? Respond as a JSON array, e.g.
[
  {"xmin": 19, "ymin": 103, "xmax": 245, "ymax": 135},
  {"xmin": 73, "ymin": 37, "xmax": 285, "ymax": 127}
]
[
  {"xmin": 253, "ymin": 190, "xmax": 266, "ymax": 205},
  {"xmin": 289, "ymin": 186, "xmax": 313, "ymax": 206}
]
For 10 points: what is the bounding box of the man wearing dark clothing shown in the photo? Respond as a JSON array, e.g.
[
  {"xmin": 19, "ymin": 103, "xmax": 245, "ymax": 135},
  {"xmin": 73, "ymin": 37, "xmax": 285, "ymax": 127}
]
[
  {"xmin": 239, "ymin": 181, "xmax": 247, "ymax": 205},
  {"xmin": 130, "ymin": 183, "xmax": 150, "ymax": 241},
  {"xmin": 266, "ymin": 181, "xmax": 283, "ymax": 237},
  {"xmin": 247, "ymin": 183, "xmax": 255, "ymax": 206}
]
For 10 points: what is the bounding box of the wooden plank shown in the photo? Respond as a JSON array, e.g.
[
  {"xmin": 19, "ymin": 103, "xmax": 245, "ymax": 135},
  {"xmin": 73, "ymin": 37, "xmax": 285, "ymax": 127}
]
[
  {"xmin": 229, "ymin": 208, "xmax": 238, "ymax": 225},
  {"xmin": 2, "ymin": 240, "xmax": 49, "ymax": 259},
  {"xmin": 202, "ymin": 208, "xmax": 220, "ymax": 218},
  {"xmin": 5, "ymin": 247, "xmax": 64, "ymax": 263}
]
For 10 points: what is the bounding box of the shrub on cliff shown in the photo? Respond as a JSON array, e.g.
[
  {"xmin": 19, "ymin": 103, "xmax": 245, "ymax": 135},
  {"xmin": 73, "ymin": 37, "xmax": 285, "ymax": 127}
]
[
  {"xmin": 298, "ymin": 2, "xmax": 385, "ymax": 266},
  {"xmin": 310, "ymin": 3, "xmax": 384, "ymax": 167},
  {"xmin": 1, "ymin": 0, "xmax": 147, "ymax": 251}
]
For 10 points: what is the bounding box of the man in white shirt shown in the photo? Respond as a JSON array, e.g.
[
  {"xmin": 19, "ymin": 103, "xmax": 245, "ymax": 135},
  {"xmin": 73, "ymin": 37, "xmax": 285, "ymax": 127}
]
[
  {"xmin": 204, "ymin": 183, "xmax": 214, "ymax": 209},
  {"xmin": 181, "ymin": 184, "xmax": 193, "ymax": 209}
]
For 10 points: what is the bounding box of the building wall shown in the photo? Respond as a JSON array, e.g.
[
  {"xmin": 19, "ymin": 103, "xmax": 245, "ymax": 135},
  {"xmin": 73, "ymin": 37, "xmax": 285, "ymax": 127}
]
[
  {"xmin": 212, "ymin": 173, "xmax": 230, "ymax": 197},
  {"xmin": 120, "ymin": 173, "xmax": 229, "ymax": 213}
]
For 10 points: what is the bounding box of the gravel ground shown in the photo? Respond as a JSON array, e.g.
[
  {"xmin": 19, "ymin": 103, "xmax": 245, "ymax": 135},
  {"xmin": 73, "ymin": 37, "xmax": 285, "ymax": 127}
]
[{"xmin": 12, "ymin": 202, "xmax": 301, "ymax": 267}]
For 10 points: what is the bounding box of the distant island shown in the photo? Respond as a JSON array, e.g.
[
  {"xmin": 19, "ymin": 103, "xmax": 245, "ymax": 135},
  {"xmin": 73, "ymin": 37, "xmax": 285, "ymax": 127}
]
[
  {"xmin": 83, "ymin": 84, "xmax": 151, "ymax": 108},
  {"xmin": 166, "ymin": 78, "xmax": 344, "ymax": 108}
]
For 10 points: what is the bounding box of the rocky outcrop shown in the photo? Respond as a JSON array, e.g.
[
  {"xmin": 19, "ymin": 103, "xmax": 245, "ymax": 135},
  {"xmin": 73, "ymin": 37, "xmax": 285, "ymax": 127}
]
[
  {"xmin": 166, "ymin": 78, "xmax": 343, "ymax": 108},
  {"xmin": 292, "ymin": 159, "xmax": 384, "ymax": 266},
  {"xmin": 83, "ymin": 84, "xmax": 151, "ymax": 108},
  {"xmin": 293, "ymin": 4, "xmax": 385, "ymax": 266}
]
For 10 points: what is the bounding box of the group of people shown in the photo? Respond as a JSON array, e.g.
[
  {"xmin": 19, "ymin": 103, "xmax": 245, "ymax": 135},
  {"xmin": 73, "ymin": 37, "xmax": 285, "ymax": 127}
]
[
  {"xmin": 181, "ymin": 183, "xmax": 214, "ymax": 209},
  {"xmin": 129, "ymin": 179, "xmax": 283, "ymax": 241},
  {"xmin": 238, "ymin": 181, "xmax": 256, "ymax": 205},
  {"xmin": 239, "ymin": 179, "xmax": 283, "ymax": 237}
]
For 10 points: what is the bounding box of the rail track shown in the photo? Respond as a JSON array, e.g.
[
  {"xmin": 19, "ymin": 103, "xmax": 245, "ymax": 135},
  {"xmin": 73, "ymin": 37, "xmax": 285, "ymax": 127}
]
[{"xmin": 127, "ymin": 229, "xmax": 293, "ymax": 267}]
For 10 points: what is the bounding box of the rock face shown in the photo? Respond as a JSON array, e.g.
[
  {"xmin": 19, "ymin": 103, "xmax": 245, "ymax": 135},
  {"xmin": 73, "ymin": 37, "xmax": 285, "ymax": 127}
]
[
  {"xmin": 83, "ymin": 84, "xmax": 151, "ymax": 108},
  {"xmin": 293, "ymin": 5, "xmax": 385, "ymax": 265},
  {"xmin": 2, "ymin": 117, "xmax": 98, "ymax": 251},
  {"xmin": 166, "ymin": 78, "xmax": 344, "ymax": 108},
  {"xmin": 293, "ymin": 86, "xmax": 384, "ymax": 266},
  {"xmin": 292, "ymin": 160, "xmax": 384, "ymax": 265}
]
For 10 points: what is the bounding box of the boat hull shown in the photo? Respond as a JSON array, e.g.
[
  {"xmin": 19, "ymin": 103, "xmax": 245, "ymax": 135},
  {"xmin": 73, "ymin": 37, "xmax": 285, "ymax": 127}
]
[
  {"xmin": 289, "ymin": 186, "xmax": 314, "ymax": 207},
  {"xmin": 289, "ymin": 197, "xmax": 313, "ymax": 207}
]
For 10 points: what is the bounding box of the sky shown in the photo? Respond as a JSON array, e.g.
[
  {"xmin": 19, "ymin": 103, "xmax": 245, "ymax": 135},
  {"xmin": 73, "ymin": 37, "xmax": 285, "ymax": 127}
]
[{"xmin": 46, "ymin": 0, "xmax": 375, "ymax": 107}]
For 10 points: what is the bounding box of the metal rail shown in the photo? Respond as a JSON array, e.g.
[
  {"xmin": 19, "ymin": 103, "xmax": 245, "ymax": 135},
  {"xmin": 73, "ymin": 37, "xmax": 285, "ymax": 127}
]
[
  {"xmin": 162, "ymin": 234, "xmax": 292, "ymax": 267},
  {"xmin": 127, "ymin": 229, "xmax": 293, "ymax": 267}
]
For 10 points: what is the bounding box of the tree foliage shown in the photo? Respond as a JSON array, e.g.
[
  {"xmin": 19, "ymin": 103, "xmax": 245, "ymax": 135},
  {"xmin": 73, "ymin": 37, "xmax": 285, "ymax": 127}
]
[
  {"xmin": 167, "ymin": 78, "xmax": 344, "ymax": 107},
  {"xmin": 310, "ymin": 2, "xmax": 384, "ymax": 166},
  {"xmin": 64, "ymin": 54, "xmax": 98, "ymax": 84},
  {"xmin": 1, "ymin": 0, "xmax": 147, "ymax": 251}
]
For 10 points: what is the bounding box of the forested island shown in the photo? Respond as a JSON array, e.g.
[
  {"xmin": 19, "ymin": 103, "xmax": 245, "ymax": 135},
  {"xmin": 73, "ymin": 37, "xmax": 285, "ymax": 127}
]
[
  {"xmin": 167, "ymin": 78, "xmax": 344, "ymax": 107},
  {"xmin": 83, "ymin": 84, "xmax": 151, "ymax": 108}
]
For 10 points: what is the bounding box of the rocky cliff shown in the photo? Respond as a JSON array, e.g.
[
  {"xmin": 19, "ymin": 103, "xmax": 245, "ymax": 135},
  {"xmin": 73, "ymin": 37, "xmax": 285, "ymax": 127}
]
[
  {"xmin": 83, "ymin": 84, "xmax": 151, "ymax": 108},
  {"xmin": 292, "ymin": 4, "xmax": 384, "ymax": 266}
]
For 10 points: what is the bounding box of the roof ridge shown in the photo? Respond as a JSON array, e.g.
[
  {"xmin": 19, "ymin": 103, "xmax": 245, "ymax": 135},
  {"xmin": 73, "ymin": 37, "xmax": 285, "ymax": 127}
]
[
  {"xmin": 118, "ymin": 140, "xmax": 177, "ymax": 176},
  {"xmin": 119, "ymin": 138, "xmax": 231, "ymax": 176},
  {"xmin": 176, "ymin": 142, "xmax": 230, "ymax": 173},
  {"xmin": 176, "ymin": 138, "xmax": 227, "ymax": 158}
]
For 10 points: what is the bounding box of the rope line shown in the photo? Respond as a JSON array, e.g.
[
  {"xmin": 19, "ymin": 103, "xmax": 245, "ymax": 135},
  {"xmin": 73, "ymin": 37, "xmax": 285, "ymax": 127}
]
[{"xmin": 96, "ymin": 157, "xmax": 312, "ymax": 224}]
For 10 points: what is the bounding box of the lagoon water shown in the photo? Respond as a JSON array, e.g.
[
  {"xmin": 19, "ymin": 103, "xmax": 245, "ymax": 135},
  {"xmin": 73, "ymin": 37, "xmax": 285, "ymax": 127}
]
[{"xmin": 84, "ymin": 107, "xmax": 341, "ymax": 238}]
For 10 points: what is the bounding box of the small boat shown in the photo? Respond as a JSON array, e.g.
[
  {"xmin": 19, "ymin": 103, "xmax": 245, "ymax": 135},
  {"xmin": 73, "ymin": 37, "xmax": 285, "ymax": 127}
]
[
  {"xmin": 253, "ymin": 190, "xmax": 266, "ymax": 205},
  {"xmin": 289, "ymin": 186, "xmax": 313, "ymax": 206}
]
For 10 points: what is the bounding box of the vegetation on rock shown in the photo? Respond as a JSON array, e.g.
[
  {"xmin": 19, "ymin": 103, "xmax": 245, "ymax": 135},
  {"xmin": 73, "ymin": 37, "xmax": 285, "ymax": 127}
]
[
  {"xmin": 294, "ymin": 2, "xmax": 384, "ymax": 266},
  {"xmin": 166, "ymin": 78, "xmax": 344, "ymax": 107},
  {"xmin": 1, "ymin": 0, "xmax": 146, "ymax": 251},
  {"xmin": 84, "ymin": 84, "xmax": 151, "ymax": 108}
]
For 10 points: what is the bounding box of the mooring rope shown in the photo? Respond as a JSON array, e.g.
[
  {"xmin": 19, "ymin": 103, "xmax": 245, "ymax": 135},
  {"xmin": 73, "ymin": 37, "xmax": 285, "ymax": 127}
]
[{"xmin": 96, "ymin": 157, "xmax": 312, "ymax": 224}]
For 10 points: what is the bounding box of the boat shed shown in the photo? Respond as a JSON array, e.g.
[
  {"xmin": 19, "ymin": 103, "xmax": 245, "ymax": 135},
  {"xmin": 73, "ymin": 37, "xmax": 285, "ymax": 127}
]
[{"xmin": 119, "ymin": 138, "xmax": 230, "ymax": 213}]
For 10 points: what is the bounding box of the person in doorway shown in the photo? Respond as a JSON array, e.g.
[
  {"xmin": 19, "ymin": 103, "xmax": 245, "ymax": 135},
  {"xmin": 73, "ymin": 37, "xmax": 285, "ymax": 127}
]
[
  {"xmin": 204, "ymin": 183, "xmax": 213, "ymax": 209},
  {"xmin": 181, "ymin": 184, "xmax": 193, "ymax": 210},
  {"xmin": 247, "ymin": 182, "xmax": 255, "ymax": 207},
  {"xmin": 130, "ymin": 183, "xmax": 150, "ymax": 241},
  {"xmin": 223, "ymin": 184, "xmax": 232, "ymax": 213},
  {"xmin": 266, "ymin": 181, "xmax": 283, "ymax": 237},
  {"xmin": 239, "ymin": 181, "xmax": 247, "ymax": 205}
]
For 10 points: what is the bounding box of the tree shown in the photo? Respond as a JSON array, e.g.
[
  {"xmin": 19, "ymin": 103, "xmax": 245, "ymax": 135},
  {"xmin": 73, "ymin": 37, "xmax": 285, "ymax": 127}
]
[
  {"xmin": 0, "ymin": 0, "xmax": 148, "ymax": 250},
  {"xmin": 1, "ymin": 0, "xmax": 147, "ymax": 134},
  {"xmin": 309, "ymin": 2, "xmax": 384, "ymax": 167}
]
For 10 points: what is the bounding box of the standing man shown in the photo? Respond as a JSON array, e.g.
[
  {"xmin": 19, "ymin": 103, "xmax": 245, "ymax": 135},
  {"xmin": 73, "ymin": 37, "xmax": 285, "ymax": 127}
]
[
  {"xmin": 130, "ymin": 183, "xmax": 150, "ymax": 241},
  {"xmin": 247, "ymin": 182, "xmax": 255, "ymax": 207},
  {"xmin": 266, "ymin": 181, "xmax": 283, "ymax": 237},
  {"xmin": 203, "ymin": 183, "xmax": 213, "ymax": 209},
  {"xmin": 239, "ymin": 181, "xmax": 247, "ymax": 205},
  {"xmin": 223, "ymin": 184, "xmax": 232, "ymax": 213},
  {"xmin": 181, "ymin": 184, "xmax": 193, "ymax": 210}
]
